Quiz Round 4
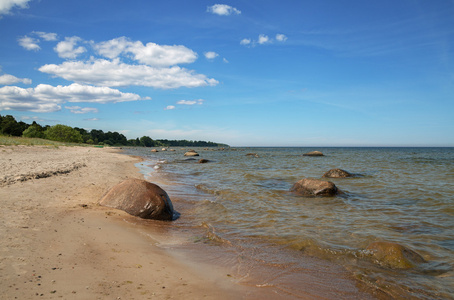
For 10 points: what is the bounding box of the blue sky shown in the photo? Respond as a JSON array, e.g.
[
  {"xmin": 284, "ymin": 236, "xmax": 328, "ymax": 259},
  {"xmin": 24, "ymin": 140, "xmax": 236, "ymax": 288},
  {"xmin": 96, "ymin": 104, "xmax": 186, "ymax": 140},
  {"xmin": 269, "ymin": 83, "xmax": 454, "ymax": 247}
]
[{"xmin": 0, "ymin": 0, "xmax": 453, "ymax": 146}]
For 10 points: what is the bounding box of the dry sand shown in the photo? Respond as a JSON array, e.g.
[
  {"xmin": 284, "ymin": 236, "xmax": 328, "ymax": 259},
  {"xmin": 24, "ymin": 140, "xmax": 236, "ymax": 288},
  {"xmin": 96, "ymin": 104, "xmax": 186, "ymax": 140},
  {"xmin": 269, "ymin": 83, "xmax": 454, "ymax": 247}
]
[
  {"xmin": 0, "ymin": 146, "xmax": 253, "ymax": 299},
  {"xmin": 0, "ymin": 145, "xmax": 379, "ymax": 300}
]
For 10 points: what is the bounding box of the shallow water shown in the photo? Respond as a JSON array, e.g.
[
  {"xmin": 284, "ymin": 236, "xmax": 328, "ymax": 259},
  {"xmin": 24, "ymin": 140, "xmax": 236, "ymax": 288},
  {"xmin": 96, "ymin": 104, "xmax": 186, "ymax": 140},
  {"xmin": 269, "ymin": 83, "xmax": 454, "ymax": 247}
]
[{"xmin": 126, "ymin": 147, "xmax": 454, "ymax": 299}]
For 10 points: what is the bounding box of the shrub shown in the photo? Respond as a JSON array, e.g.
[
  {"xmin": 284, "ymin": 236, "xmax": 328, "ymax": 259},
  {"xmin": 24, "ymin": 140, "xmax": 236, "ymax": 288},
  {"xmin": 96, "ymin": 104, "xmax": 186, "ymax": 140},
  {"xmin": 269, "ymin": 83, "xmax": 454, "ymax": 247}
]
[
  {"xmin": 22, "ymin": 125, "xmax": 44, "ymax": 138},
  {"xmin": 44, "ymin": 124, "xmax": 84, "ymax": 143}
]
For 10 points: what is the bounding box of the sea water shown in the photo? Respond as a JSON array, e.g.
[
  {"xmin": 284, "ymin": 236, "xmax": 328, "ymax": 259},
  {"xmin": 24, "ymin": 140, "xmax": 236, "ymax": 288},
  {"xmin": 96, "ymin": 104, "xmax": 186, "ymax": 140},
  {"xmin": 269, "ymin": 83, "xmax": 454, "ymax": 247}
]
[{"xmin": 125, "ymin": 147, "xmax": 454, "ymax": 299}]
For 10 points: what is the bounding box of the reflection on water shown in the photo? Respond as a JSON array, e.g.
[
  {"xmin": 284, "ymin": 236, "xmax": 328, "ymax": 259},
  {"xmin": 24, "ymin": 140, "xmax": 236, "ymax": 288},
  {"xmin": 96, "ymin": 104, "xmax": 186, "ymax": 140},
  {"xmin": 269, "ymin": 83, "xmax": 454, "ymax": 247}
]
[{"xmin": 127, "ymin": 147, "xmax": 454, "ymax": 299}]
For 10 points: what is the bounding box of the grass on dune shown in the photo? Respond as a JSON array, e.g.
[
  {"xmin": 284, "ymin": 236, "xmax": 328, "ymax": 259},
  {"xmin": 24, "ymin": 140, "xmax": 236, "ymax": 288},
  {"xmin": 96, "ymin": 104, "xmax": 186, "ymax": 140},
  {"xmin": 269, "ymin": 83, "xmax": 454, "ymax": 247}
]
[{"xmin": 0, "ymin": 135, "xmax": 86, "ymax": 147}]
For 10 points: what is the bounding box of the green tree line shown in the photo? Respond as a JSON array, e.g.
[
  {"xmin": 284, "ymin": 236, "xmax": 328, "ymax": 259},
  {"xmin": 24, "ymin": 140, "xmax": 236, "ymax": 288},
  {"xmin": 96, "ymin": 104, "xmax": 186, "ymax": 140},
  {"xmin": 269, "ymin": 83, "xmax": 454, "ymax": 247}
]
[{"xmin": 0, "ymin": 115, "xmax": 228, "ymax": 148}]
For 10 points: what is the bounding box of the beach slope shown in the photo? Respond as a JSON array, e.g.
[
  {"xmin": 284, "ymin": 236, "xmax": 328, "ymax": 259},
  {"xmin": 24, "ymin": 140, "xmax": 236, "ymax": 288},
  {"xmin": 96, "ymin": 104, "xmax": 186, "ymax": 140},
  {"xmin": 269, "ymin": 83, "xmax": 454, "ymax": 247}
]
[{"xmin": 0, "ymin": 146, "xmax": 249, "ymax": 299}]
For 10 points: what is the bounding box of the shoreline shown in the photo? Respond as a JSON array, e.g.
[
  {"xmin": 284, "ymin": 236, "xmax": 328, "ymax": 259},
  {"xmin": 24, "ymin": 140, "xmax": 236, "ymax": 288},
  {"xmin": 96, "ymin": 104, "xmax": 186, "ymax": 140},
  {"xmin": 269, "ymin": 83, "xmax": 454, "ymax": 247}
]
[{"xmin": 0, "ymin": 145, "xmax": 379, "ymax": 299}]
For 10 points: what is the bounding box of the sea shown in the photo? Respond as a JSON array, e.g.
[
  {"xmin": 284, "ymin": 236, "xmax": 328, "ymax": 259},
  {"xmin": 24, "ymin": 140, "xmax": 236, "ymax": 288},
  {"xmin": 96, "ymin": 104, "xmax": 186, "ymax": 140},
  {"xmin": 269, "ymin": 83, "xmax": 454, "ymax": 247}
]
[{"xmin": 124, "ymin": 147, "xmax": 454, "ymax": 299}]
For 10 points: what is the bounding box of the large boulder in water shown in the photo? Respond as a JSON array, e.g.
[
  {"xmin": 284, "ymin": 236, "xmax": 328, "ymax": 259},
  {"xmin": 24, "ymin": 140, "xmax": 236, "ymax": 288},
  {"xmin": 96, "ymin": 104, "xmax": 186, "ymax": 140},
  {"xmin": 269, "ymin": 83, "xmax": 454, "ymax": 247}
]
[
  {"xmin": 366, "ymin": 241, "xmax": 426, "ymax": 269},
  {"xmin": 99, "ymin": 178, "xmax": 174, "ymax": 220},
  {"xmin": 323, "ymin": 168, "xmax": 353, "ymax": 178},
  {"xmin": 290, "ymin": 178, "xmax": 338, "ymax": 197},
  {"xmin": 303, "ymin": 151, "xmax": 324, "ymax": 156}
]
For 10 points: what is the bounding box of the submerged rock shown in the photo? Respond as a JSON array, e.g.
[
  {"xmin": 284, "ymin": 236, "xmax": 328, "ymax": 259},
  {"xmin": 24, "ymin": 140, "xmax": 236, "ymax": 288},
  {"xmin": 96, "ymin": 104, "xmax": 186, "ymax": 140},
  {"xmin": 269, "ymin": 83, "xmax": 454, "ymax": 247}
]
[
  {"xmin": 323, "ymin": 168, "xmax": 353, "ymax": 178},
  {"xmin": 246, "ymin": 153, "xmax": 259, "ymax": 158},
  {"xmin": 198, "ymin": 159, "xmax": 210, "ymax": 163},
  {"xmin": 99, "ymin": 178, "xmax": 174, "ymax": 220},
  {"xmin": 366, "ymin": 241, "xmax": 426, "ymax": 269},
  {"xmin": 290, "ymin": 178, "xmax": 338, "ymax": 197},
  {"xmin": 151, "ymin": 149, "xmax": 159, "ymax": 152},
  {"xmin": 303, "ymin": 151, "xmax": 324, "ymax": 156}
]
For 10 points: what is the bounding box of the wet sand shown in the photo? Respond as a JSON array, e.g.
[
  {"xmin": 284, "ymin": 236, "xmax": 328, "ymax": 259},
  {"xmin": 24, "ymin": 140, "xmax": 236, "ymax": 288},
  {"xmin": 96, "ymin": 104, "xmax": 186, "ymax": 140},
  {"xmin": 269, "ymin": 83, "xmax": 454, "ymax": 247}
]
[{"xmin": 0, "ymin": 146, "xmax": 378, "ymax": 299}]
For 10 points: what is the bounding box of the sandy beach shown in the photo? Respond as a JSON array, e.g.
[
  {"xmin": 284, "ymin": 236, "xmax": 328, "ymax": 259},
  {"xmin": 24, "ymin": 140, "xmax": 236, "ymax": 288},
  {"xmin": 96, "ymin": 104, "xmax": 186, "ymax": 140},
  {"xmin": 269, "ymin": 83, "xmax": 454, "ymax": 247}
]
[
  {"xmin": 0, "ymin": 146, "xmax": 258, "ymax": 299},
  {"xmin": 0, "ymin": 146, "xmax": 381, "ymax": 300}
]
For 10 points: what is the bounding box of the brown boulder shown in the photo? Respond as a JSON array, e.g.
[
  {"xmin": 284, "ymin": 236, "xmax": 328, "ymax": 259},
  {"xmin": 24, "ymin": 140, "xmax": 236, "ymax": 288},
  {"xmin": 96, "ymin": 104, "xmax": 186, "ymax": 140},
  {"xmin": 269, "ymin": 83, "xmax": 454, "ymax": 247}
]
[
  {"xmin": 303, "ymin": 151, "xmax": 324, "ymax": 156},
  {"xmin": 198, "ymin": 159, "xmax": 209, "ymax": 163},
  {"xmin": 99, "ymin": 178, "xmax": 174, "ymax": 220},
  {"xmin": 323, "ymin": 168, "xmax": 353, "ymax": 178},
  {"xmin": 290, "ymin": 178, "xmax": 338, "ymax": 196},
  {"xmin": 184, "ymin": 150, "xmax": 199, "ymax": 156},
  {"xmin": 366, "ymin": 241, "xmax": 426, "ymax": 269}
]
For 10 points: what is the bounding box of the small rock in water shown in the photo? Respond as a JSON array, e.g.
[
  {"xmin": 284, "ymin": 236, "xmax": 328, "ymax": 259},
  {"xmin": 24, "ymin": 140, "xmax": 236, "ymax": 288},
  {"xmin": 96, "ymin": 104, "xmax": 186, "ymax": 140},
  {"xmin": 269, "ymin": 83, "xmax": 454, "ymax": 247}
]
[
  {"xmin": 366, "ymin": 241, "xmax": 426, "ymax": 269},
  {"xmin": 290, "ymin": 178, "xmax": 338, "ymax": 197},
  {"xmin": 323, "ymin": 168, "xmax": 353, "ymax": 178},
  {"xmin": 303, "ymin": 151, "xmax": 324, "ymax": 156},
  {"xmin": 198, "ymin": 159, "xmax": 209, "ymax": 163},
  {"xmin": 184, "ymin": 150, "xmax": 199, "ymax": 156}
]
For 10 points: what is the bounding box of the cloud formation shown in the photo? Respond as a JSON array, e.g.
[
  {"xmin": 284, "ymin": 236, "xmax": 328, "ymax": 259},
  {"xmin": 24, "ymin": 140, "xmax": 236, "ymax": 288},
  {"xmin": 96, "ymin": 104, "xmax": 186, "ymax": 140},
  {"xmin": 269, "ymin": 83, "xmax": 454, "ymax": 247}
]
[
  {"xmin": 258, "ymin": 34, "xmax": 270, "ymax": 45},
  {"xmin": 0, "ymin": 0, "xmax": 31, "ymax": 16},
  {"xmin": 33, "ymin": 31, "xmax": 58, "ymax": 41},
  {"xmin": 207, "ymin": 4, "xmax": 241, "ymax": 16},
  {"xmin": 241, "ymin": 33, "xmax": 288, "ymax": 47},
  {"xmin": 93, "ymin": 37, "xmax": 197, "ymax": 67},
  {"xmin": 39, "ymin": 59, "xmax": 218, "ymax": 89},
  {"xmin": 0, "ymin": 83, "xmax": 148, "ymax": 112},
  {"xmin": 0, "ymin": 73, "xmax": 31, "ymax": 85},
  {"xmin": 177, "ymin": 99, "xmax": 204, "ymax": 105},
  {"xmin": 54, "ymin": 36, "xmax": 86, "ymax": 59},
  {"xmin": 65, "ymin": 106, "xmax": 99, "ymax": 114},
  {"xmin": 18, "ymin": 36, "xmax": 40, "ymax": 51},
  {"xmin": 240, "ymin": 38, "xmax": 251, "ymax": 46},
  {"xmin": 276, "ymin": 33, "xmax": 288, "ymax": 42},
  {"xmin": 204, "ymin": 51, "xmax": 219, "ymax": 60},
  {"xmin": 18, "ymin": 31, "xmax": 59, "ymax": 51}
]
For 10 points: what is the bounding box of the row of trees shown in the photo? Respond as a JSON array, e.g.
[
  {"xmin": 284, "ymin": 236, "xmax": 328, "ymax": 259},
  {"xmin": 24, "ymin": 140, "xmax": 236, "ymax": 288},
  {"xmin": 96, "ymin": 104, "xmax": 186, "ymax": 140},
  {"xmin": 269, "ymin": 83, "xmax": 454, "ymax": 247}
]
[{"xmin": 0, "ymin": 115, "xmax": 228, "ymax": 147}]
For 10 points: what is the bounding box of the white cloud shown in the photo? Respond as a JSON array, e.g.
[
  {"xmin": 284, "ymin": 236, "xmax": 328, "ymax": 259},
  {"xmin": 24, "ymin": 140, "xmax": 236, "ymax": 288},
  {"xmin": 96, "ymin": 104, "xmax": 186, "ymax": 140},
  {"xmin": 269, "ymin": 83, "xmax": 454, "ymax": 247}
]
[
  {"xmin": 204, "ymin": 51, "xmax": 219, "ymax": 60},
  {"xmin": 223, "ymin": 58, "xmax": 229, "ymax": 63},
  {"xmin": 93, "ymin": 37, "xmax": 197, "ymax": 67},
  {"xmin": 240, "ymin": 38, "xmax": 251, "ymax": 46},
  {"xmin": 258, "ymin": 34, "xmax": 270, "ymax": 45},
  {"xmin": 65, "ymin": 106, "xmax": 99, "ymax": 114},
  {"xmin": 84, "ymin": 118, "xmax": 99, "ymax": 121},
  {"xmin": 207, "ymin": 4, "xmax": 241, "ymax": 16},
  {"xmin": 18, "ymin": 36, "xmax": 40, "ymax": 51},
  {"xmin": 241, "ymin": 33, "xmax": 287, "ymax": 46},
  {"xmin": 54, "ymin": 36, "xmax": 86, "ymax": 59},
  {"xmin": 93, "ymin": 36, "xmax": 130, "ymax": 59},
  {"xmin": 0, "ymin": 73, "xmax": 32, "ymax": 85},
  {"xmin": 0, "ymin": 83, "xmax": 148, "ymax": 113},
  {"xmin": 128, "ymin": 41, "xmax": 197, "ymax": 67},
  {"xmin": 276, "ymin": 34, "xmax": 288, "ymax": 42},
  {"xmin": 164, "ymin": 105, "xmax": 175, "ymax": 110},
  {"xmin": 39, "ymin": 59, "xmax": 218, "ymax": 89},
  {"xmin": 177, "ymin": 99, "xmax": 204, "ymax": 105},
  {"xmin": 0, "ymin": 0, "xmax": 31, "ymax": 16},
  {"xmin": 33, "ymin": 31, "xmax": 58, "ymax": 41}
]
